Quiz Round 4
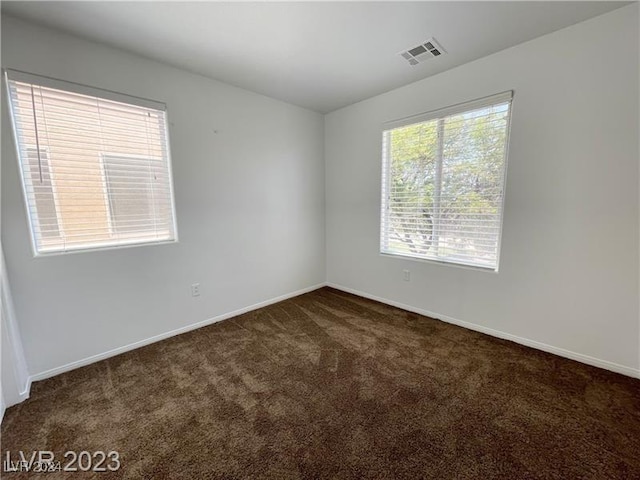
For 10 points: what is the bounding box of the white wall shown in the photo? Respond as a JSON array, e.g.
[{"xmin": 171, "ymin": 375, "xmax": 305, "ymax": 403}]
[
  {"xmin": 2, "ymin": 4, "xmax": 639, "ymax": 391},
  {"xmin": 1, "ymin": 16, "xmax": 326, "ymax": 377},
  {"xmin": 325, "ymin": 5, "xmax": 640, "ymax": 375}
]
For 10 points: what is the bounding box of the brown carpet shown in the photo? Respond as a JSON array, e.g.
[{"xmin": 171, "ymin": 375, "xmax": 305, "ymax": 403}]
[{"xmin": 2, "ymin": 287, "xmax": 639, "ymax": 479}]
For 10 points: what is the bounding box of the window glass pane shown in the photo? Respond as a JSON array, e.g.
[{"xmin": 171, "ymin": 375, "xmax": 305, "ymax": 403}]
[
  {"xmin": 6, "ymin": 72, "xmax": 177, "ymax": 255},
  {"xmin": 381, "ymin": 95, "xmax": 511, "ymax": 270},
  {"xmin": 103, "ymin": 155, "xmax": 172, "ymax": 236},
  {"xmin": 387, "ymin": 120, "xmax": 438, "ymax": 257},
  {"xmin": 26, "ymin": 148, "xmax": 60, "ymax": 239}
]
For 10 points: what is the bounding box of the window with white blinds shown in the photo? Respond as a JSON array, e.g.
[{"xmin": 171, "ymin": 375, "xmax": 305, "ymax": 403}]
[
  {"xmin": 5, "ymin": 70, "xmax": 177, "ymax": 255},
  {"xmin": 381, "ymin": 92, "xmax": 512, "ymax": 270}
]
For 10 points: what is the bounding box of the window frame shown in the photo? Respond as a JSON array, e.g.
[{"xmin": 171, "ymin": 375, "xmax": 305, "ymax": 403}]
[
  {"xmin": 4, "ymin": 69, "xmax": 179, "ymax": 257},
  {"xmin": 380, "ymin": 91, "xmax": 513, "ymax": 272}
]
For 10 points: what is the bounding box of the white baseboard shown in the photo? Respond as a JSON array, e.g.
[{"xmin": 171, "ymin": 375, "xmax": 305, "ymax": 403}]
[
  {"xmin": 22, "ymin": 280, "xmax": 640, "ymax": 398},
  {"xmin": 1, "ymin": 377, "xmax": 31, "ymax": 412},
  {"xmin": 327, "ymin": 282, "xmax": 640, "ymax": 379},
  {"xmin": 19, "ymin": 378, "xmax": 32, "ymax": 402},
  {"xmin": 29, "ymin": 283, "xmax": 326, "ymax": 383}
]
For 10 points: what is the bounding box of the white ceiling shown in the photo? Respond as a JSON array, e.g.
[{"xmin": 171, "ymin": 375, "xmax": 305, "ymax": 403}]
[{"xmin": 1, "ymin": 1, "xmax": 628, "ymax": 113}]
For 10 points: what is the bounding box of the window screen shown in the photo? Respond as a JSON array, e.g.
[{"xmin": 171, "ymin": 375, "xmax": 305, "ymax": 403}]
[
  {"xmin": 5, "ymin": 70, "xmax": 177, "ymax": 255},
  {"xmin": 381, "ymin": 92, "xmax": 512, "ymax": 270}
]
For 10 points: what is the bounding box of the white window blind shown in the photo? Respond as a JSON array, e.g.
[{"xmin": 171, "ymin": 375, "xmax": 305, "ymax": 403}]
[
  {"xmin": 5, "ymin": 70, "xmax": 177, "ymax": 255},
  {"xmin": 381, "ymin": 92, "xmax": 512, "ymax": 270}
]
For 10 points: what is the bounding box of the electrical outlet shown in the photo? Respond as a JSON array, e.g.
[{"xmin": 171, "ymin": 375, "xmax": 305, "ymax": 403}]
[
  {"xmin": 403, "ymin": 270, "xmax": 411, "ymax": 282},
  {"xmin": 191, "ymin": 283, "xmax": 200, "ymax": 297}
]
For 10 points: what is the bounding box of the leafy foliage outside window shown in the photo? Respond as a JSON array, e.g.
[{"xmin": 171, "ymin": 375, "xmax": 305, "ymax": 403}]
[{"xmin": 381, "ymin": 97, "xmax": 511, "ymax": 270}]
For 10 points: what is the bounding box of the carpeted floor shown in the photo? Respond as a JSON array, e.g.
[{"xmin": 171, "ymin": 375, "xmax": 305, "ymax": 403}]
[{"xmin": 2, "ymin": 287, "xmax": 639, "ymax": 479}]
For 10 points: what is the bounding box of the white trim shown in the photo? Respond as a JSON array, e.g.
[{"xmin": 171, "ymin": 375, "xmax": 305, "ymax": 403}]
[
  {"xmin": 383, "ymin": 90, "xmax": 513, "ymax": 130},
  {"xmin": 18, "ymin": 379, "xmax": 31, "ymax": 403},
  {"xmin": 4, "ymin": 68, "xmax": 166, "ymax": 111},
  {"xmin": 1, "ymin": 251, "xmax": 31, "ymax": 407},
  {"xmin": 29, "ymin": 283, "xmax": 326, "ymax": 382},
  {"xmin": 4, "ymin": 378, "xmax": 33, "ymax": 409},
  {"xmin": 379, "ymin": 252, "xmax": 497, "ymax": 273},
  {"xmin": 493, "ymin": 91, "xmax": 514, "ymax": 274},
  {"xmin": 35, "ymin": 237, "xmax": 177, "ymax": 257},
  {"xmin": 21, "ymin": 280, "xmax": 640, "ymax": 397},
  {"xmin": 327, "ymin": 282, "xmax": 640, "ymax": 379},
  {"xmin": 0, "ymin": 381, "xmax": 29, "ymax": 419},
  {"xmin": 4, "ymin": 72, "xmax": 40, "ymax": 257},
  {"xmin": 161, "ymin": 109, "xmax": 180, "ymax": 243},
  {"xmin": 380, "ymin": 129, "xmax": 391, "ymax": 254}
]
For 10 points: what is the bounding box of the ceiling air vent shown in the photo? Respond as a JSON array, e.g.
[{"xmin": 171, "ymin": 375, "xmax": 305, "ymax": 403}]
[{"xmin": 399, "ymin": 38, "xmax": 446, "ymax": 66}]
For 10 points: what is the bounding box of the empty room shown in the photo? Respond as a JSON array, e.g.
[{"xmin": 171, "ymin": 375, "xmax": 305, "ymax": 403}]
[{"xmin": 1, "ymin": 1, "xmax": 639, "ymax": 478}]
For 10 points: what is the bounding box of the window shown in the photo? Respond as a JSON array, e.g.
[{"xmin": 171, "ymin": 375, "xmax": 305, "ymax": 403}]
[
  {"xmin": 5, "ymin": 70, "xmax": 177, "ymax": 255},
  {"xmin": 381, "ymin": 92, "xmax": 512, "ymax": 270}
]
